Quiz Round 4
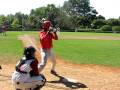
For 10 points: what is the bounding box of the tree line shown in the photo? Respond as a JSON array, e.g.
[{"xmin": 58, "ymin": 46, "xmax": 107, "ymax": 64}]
[{"xmin": 0, "ymin": 0, "xmax": 120, "ymax": 32}]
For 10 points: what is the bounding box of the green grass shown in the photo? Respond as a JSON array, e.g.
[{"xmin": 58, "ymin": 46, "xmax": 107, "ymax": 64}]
[
  {"xmin": 0, "ymin": 32, "xmax": 23, "ymax": 63},
  {"xmin": 61, "ymin": 32, "xmax": 120, "ymax": 37},
  {"xmin": 1, "ymin": 31, "xmax": 120, "ymax": 67},
  {"xmin": 54, "ymin": 39, "xmax": 120, "ymax": 67},
  {"xmin": 0, "ymin": 31, "xmax": 39, "ymax": 63}
]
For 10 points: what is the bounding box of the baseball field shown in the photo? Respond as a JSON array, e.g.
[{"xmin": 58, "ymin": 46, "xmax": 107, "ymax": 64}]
[{"xmin": 0, "ymin": 31, "xmax": 120, "ymax": 90}]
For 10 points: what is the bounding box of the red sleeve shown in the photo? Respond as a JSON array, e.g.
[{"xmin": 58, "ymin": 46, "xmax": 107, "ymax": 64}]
[{"xmin": 30, "ymin": 59, "xmax": 39, "ymax": 76}]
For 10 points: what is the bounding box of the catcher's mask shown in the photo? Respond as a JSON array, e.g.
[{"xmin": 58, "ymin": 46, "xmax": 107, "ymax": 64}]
[
  {"xmin": 42, "ymin": 20, "xmax": 52, "ymax": 30},
  {"xmin": 24, "ymin": 46, "xmax": 36, "ymax": 58}
]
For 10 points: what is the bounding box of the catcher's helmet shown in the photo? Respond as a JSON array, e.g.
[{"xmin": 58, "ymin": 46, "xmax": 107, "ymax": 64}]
[
  {"xmin": 42, "ymin": 20, "xmax": 52, "ymax": 30},
  {"xmin": 24, "ymin": 46, "xmax": 36, "ymax": 58}
]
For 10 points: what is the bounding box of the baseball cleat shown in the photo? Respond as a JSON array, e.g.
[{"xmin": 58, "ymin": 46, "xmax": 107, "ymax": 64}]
[
  {"xmin": 51, "ymin": 70, "xmax": 58, "ymax": 76},
  {"xmin": 0, "ymin": 65, "xmax": 2, "ymax": 69}
]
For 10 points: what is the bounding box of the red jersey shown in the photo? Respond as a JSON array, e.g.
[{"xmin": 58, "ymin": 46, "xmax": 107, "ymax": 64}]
[{"xmin": 40, "ymin": 31, "xmax": 58, "ymax": 49}]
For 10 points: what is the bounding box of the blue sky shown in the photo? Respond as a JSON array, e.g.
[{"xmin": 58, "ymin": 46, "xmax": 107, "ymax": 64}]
[{"xmin": 0, "ymin": 0, "xmax": 119, "ymax": 19}]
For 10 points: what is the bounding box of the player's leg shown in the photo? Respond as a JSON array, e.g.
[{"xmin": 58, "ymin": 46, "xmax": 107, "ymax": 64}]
[
  {"xmin": 48, "ymin": 49, "xmax": 57, "ymax": 75},
  {"xmin": 38, "ymin": 49, "xmax": 48, "ymax": 72}
]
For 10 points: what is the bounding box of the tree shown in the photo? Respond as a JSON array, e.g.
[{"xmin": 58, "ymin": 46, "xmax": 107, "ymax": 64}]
[
  {"xmin": 101, "ymin": 25, "xmax": 112, "ymax": 32},
  {"xmin": 0, "ymin": 15, "xmax": 6, "ymax": 26},
  {"xmin": 11, "ymin": 18, "xmax": 20, "ymax": 30},
  {"xmin": 97, "ymin": 15, "xmax": 105, "ymax": 20},
  {"xmin": 46, "ymin": 4, "xmax": 61, "ymax": 27},
  {"xmin": 30, "ymin": 7, "xmax": 46, "ymax": 19},
  {"xmin": 6, "ymin": 14, "xmax": 14, "ymax": 27},
  {"xmin": 63, "ymin": 0, "xmax": 98, "ymax": 28},
  {"xmin": 84, "ymin": 8, "xmax": 98, "ymax": 28},
  {"xmin": 31, "ymin": 4, "xmax": 61, "ymax": 28},
  {"xmin": 112, "ymin": 26, "xmax": 120, "ymax": 33},
  {"xmin": 63, "ymin": 0, "xmax": 91, "ymax": 16},
  {"xmin": 58, "ymin": 12, "xmax": 73, "ymax": 30},
  {"xmin": 63, "ymin": 1, "xmax": 72, "ymax": 15},
  {"xmin": 24, "ymin": 15, "xmax": 34, "ymax": 29},
  {"xmin": 107, "ymin": 19, "xmax": 120, "ymax": 26},
  {"xmin": 92, "ymin": 19, "xmax": 106, "ymax": 29}
]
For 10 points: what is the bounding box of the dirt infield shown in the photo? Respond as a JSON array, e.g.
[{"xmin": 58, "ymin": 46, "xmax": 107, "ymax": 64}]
[
  {"xmin": 0, "ymin": 35, "xmax": 120, "ymax": 90},
  {"xmin": 1, "ymin": 60, "xmax": 120, "ymax": 90}
]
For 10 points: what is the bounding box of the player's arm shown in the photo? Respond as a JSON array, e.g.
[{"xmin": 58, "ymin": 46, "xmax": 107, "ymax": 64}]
[
  {"xmin": 52, "ymin": 32, "xmax": 58, "ymax": 40},
  {"xmin": 39, "ymin": 31, "xmax": 49, "ymax": 40}
]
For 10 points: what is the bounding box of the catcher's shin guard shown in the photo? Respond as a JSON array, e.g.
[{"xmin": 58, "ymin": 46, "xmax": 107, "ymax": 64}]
[
  {"xmin": 39, "ymin": 74, "xmax": 46, "ymax": 86},
  {"xmin": 41, "ymin": 74, "xmax": 46, "ymax": 85},
  {"xmin": 33, "ymin": 74, "xmax": 46, "ymax": 90}
]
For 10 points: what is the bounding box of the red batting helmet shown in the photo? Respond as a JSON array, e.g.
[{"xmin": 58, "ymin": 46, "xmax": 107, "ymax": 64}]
[{"xmin": 42, "ymin": 20, "xmax": 52, "ymax": 30}]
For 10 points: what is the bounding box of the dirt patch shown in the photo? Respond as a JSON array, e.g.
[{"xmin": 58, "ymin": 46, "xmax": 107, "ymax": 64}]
[
  {"xmin": 1, "ymin": 35, "xmax": 120, "ymax": 90},
  {"xmin": 60, "ymin": 35, "xmax": 120, "ymax": 40},
  {"xmin": 1, "ymin": 60, "xmax": 120, "ymax": 90}
]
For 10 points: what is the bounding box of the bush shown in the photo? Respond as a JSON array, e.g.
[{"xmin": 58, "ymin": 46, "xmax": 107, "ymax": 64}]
[
  {"xmin": 112, "ymin": 26, "xmax": 120, "ymax": 33},
  {"xmin": 92, "ymin": 19, "xmax": 106, "ymax": 29},
  {"xmin": 7, "ymin": 28, "xmax": 22, "ymax": 31},
  {"xmin": 101, "ymin": 25, "xmax": 112, "ymax": 32}
]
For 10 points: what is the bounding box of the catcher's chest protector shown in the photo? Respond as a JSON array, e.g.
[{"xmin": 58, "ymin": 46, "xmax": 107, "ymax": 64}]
[{"xmin": 16, "ymin": 58, "xmax": 34, "ymax": 73}]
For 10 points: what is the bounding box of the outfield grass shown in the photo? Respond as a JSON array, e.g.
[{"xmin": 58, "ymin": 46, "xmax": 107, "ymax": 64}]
[
  {"xmin": 0, "ymin": 32, "xmax": 23, "ymax": 63},
  {"xmin": 61, "ymin": 32, "xmax": 120, "ymax": 37},
  {"xmin": 1, "ymin": 31, "xmax": 120, "ymax": 67},
  {"xmin": 54, "ymin": 39, "xmax": 120, "ymax": 67}
]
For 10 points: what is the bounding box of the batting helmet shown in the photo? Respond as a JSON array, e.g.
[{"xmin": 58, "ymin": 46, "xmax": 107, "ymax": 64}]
[{"xmin": 42, "ymin": 20, "xmax": 52, "ymax": 30}]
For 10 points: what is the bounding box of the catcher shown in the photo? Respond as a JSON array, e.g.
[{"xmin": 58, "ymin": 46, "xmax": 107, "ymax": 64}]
[
  {"xmin": 11, "ymin": 46, "xmax": 46, "ymax": 90},
  {"xmin": 38, "ymin": 20, "xmax": 58, "ymax": 75}
]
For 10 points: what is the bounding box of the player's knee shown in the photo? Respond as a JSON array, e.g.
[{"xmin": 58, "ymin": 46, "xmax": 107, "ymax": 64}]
[{"xmin": 38, "ymin": 63, "xmax": 46, "ymax": 69}]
